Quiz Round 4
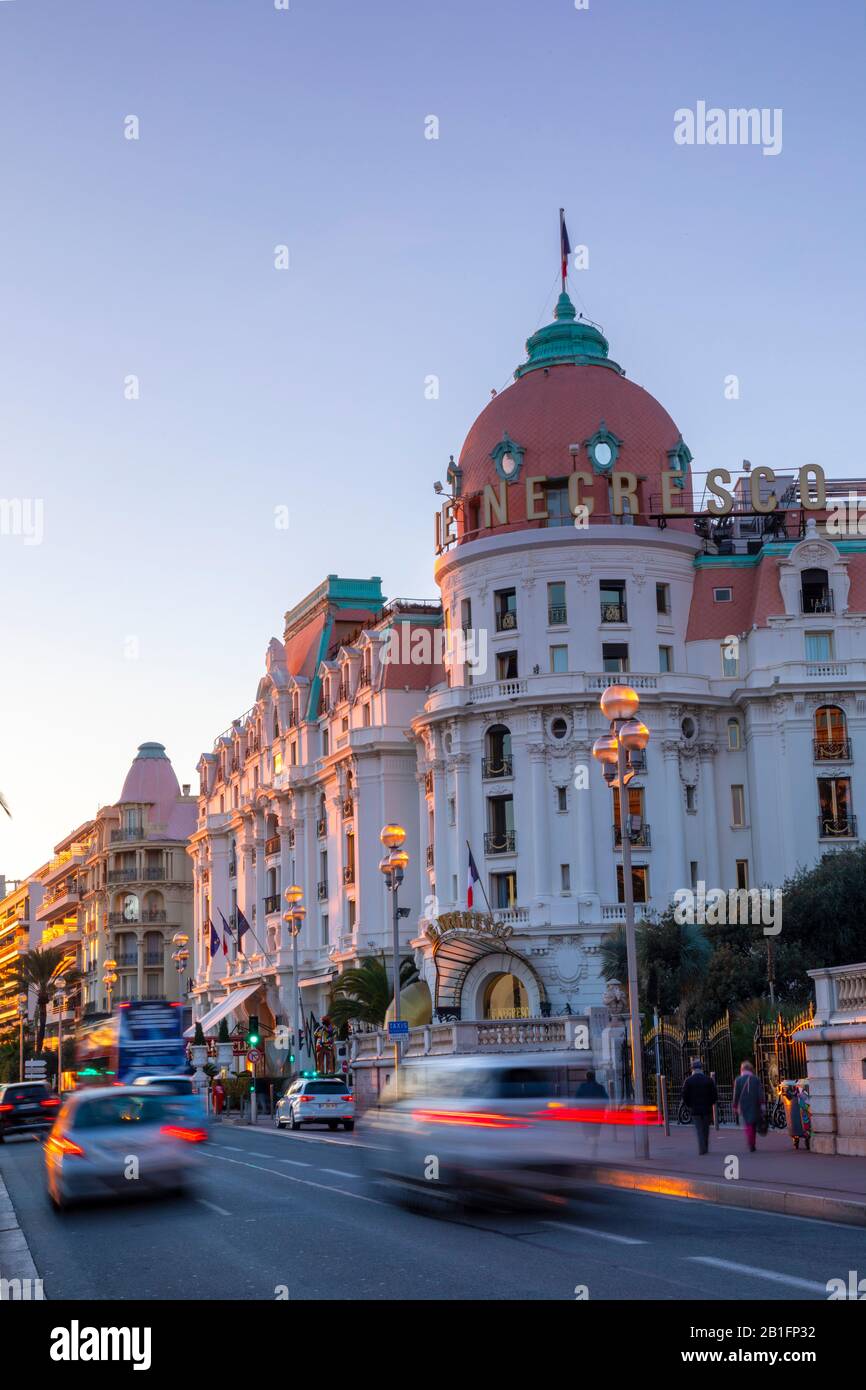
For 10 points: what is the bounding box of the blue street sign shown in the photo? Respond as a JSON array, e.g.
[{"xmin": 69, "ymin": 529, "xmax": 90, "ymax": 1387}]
[{"xmin": 387, "ymin": 1020, "xmax": 410, "ymax": 1037}]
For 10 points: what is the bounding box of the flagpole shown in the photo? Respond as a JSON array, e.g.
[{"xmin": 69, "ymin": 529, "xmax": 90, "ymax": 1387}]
[{"xmin": 466, "ymin": 839, "xmax": 494, "ymax": 916}]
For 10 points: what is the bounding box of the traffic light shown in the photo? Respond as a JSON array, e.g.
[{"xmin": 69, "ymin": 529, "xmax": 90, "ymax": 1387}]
[{"xmin": 246, "ymin": 1014, "xmax": 260, "ymax": 1047}]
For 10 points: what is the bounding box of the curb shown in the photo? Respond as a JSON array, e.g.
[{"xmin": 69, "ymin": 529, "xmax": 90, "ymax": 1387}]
[
  {"xmin": 590, "ymin": 1164, "xmax": 866, "ymax": 1227},
  {"xmin": 0, "ymin": 1173, "xmax": 45, "ymax": 1299}
]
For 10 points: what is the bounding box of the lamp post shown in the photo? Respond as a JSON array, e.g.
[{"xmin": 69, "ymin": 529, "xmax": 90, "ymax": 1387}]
[
  {"xmin": 171, "ymin": 932, "xmax": 190, "ymax": 996},
  {"xmin": 103, "ymin": 960, "xmax": 118, "ymax": 1014},
  {"xmin": 53, "ymin": 976, "xmax": 67, "ymax": 1097},
  {"xmin": 379, "ymin": 822, "xmax": 409, "ymax": 1021},
  {"xmin": 592, "ymin": 684, "xmax": 651, "ymax": 1157},
  {"xmin": 17, "ymin": 992, "xmax": 28, "ymax": 1083},
  {"xmin": 283, "ymin": 886, "xmax": 305, "ymax": 1074}
]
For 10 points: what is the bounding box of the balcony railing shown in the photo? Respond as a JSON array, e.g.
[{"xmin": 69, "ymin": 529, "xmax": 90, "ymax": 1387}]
[
  {"xmin": 801, "ymin": 590, "xmax": 834, "ymax": 614},
  {"xmin": 110, "ymin": 828, "xmax": 144, "ymax": 843},
  {"xmin": 613, "ymin": 822, "xmax": 652, "ymax": 848},
  {"xmin": 342, "ymin": 797, "xmax": 354, "ymax": 818},
  {"xmin": 264, "ymin": 835, "xmax": 280, "ymax": 856},
  {"xmin": 108, "ymin": 868, "xmax": 135, "ymax": 885},
  {"xmin": 343, "ymin": 864, "xmax": 355, "ymax": 885},
  {"xmin": 813, "ymin": 738, "xmax": 851, "ymax": 761},
  {"xmin": 482, "ymin": 756, "xmax": 513, "ymax": 779},
  {"xmin": 115, "ymin": 953, "xmax": 138, "ymax": 966},
  {"xmin": 495, "ymin": 610, "xmax": 518, "ymax": 632},
  {"xmin": 601, "ymin": 603, "xmax": 627, "ymax": 623},
  {"xmin": 818, "ymin": 814, "xmax": 858, "ymax": 840},
  {"xmin": 316, "ymin": 818, "xmax": 327, "ymax": 838},
  {"xmin": 358, "ymin": 669, "xmax": 371, "ymax": 687},
  {"xmin": 424, "ymin": 770, "xmax": 434, "ymax": 796},
  {"xmin": 547, "ymin": 605, "xmax": 568, "ymax": 626},
  {"xmin": 143, "ymin": 866, "xmax": 166, "ymax": 881},
  {"xmin": 317, "ymin": 881, "xmax": 328, "ymax": 901},
  {"xmin": 143, "ymin": 953, "xmax": 163, "ymax": 966},
  {"xmin": 425, "ymin": 845, "xmax": 434, "ymax": 869},
  {"xmin": 484, "ymin": 830, "xmax": 516, "ymax": 855},
  {"xmin": 142, "ymin": 910, "xmax": 166, "ymax": 924},
  {"xmin": 264, "ymin": 894, "xmax": 281, "ymax": 915}
]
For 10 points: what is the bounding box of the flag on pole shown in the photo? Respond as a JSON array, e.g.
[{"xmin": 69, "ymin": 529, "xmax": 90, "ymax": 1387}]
[
  {"xmin": 218, "ymin": 910, "xmax": 232, "ymax": 957},
  {"xmin": 236, "ymin": 907, "xmax": 251, "ymax": 953},
  {"xmin": 560, "ymin": 208, "xmax": 571, "ymax": 290},
  {"xmin": 467, "ymin": 844, "xmax": 482, "ymax": 909},
  {"xmin": 208, "ymin": 919, "xmax": 220, "ymax": 959}
]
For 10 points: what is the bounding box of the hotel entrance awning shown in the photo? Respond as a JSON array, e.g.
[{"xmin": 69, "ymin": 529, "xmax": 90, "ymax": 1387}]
[{"xmin": 183, "ymin": 983, "xmax": 259, "ymax": 1038}]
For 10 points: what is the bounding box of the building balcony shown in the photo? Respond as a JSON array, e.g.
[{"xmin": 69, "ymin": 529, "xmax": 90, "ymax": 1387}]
[
  {"xmin": 484, "ymin": 830, "xmax": 516, "ymax": 856},
  {"xmin": 601, "ymin": 603, "xmax": 627, "ymax": 623},
  {"xmin": 143, "ymin": 866, "xmax": 166, "ymax": 881},
  {"xmin": 143, "ymin": 953, "xmax": 163, "ymax": 966},
  {"xmin": 115, "ymin": 953, "xmax": 138, "ymax": 966},
  {"xmin": 264, "ymin": 894, "xmax": 281, "ymax": 915},
  {"xmin": 494, "ymin": 610, "xmax": 518, "ymax": 633},
  {"xmin": 814, "ymin": 738, "xmax": 851, "ymax": 762},
  {"xmin": 547, "ymin": 605, "xmax": 568, "ymax": 626},
  {"xmin": 801, "ymin": 590, "xmax": 834, "ymax": 614},
  {"xmin": 342, "ymin": 797, "xmax": 354, "ymax": 818},
  {"xmin": 36, "ymin": 888, "xmax": 82, "ymax": 921},
  {"xmin": 316, "ymin": 818, "xmax": 327, "ymax": 839},
  {"xmin": 425, "ymin": 845, "xmax": 434, "ymax": 869},
  {"xmin": 264, "ymin": 834, "xmax": 280, "ymax": 857},
  {"xmin": 613, "ymin": 822, "xmax": 652, "ymax": 848},
  {"xmin": 108, "ymin": 868, "xmax": 135, "ymax": 885},
  {"xmin": 810, "ymin": 962, "xmax": 866, "ymax": 1024},
  {"xmin": 110, "ymin": 828, "xmax": 144, "ymax": 843},
  {"xmin": 142, "ymin": 910, "xmax": 167, "ymax": 924},
  {"xmin": 343, "ymin": 864, "xmax": 355, "ymax": 886},
  {"xmin": 482, "ymin": 756, "xmax": 513, "ymax": 779},
  {"xmin": 818, "ymin": 815, "xmax": 858, "ymax": 840},
  {"xmin": 317, "ymin": 881, "xmax": 328, "ymax": 902}
]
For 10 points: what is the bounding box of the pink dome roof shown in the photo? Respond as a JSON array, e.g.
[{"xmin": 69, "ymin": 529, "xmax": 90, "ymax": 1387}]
[{"xmin": 119, "ymin": 742, "xmax": 193, "ymax": 840}]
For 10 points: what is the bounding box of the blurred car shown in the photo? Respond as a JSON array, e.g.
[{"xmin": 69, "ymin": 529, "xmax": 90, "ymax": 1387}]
[
  {"xmin": 130, "ymin": 1073, "xmax": 209, "ymax": 1128},
  {"xmin": 0, "ymin": 1081, "xmax": 61, "ymax": 1141},
  {"xmin": 361, "ymin": 1054, "xmax": 651, "ymax": 1210},
  {"xmin": 44, "ymin": 1087, "xmax": 207, "ymax": 1210},
  {"xmin": 274, "ymin": 1075, "xmax": 354, "ymax": 1131}
]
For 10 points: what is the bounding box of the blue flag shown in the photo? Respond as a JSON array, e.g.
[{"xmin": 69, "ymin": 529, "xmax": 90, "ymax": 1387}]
[
  {"xmin": 208, "ymin": 919, "xmax": 220, "ymax": 959},
  {"xmin": 236, "ymin": 907, "xmax": 251, "ymax": 953}
]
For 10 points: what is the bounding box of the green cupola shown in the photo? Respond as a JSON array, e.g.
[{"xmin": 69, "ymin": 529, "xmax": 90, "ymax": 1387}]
[{"xmin": 514, "ymin": 291, "xmax": 624, "ymax": 380}]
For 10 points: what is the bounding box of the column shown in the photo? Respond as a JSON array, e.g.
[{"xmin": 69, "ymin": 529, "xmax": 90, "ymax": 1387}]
[
  {"xmin": 698, "ymin": 742, "xmax": 721, "ymax": 889},
  {"xmin": 135, "ymin": 928, "xmax": 144, "ymax": 1001},
  {"xmin": 661, "ymin": 740, "xmax": 689, "ymax": 892},
  {"xmin": 209, "ymin": 837, "xmax": 230, "ymax": 982},
  {"xmin": 527, "ymin": 742, "xmax": 549, "ymax": 903},
  {"xmin": 572, "ymin": 740, "xmax": 599, "ymax": 905},
  {"xmin": 431, "ymin": 759, "xmax": 449, "ymax": 906},
  {"xmin": 452, "ymin": 753, "xmax": 471, "ymax": 912}
]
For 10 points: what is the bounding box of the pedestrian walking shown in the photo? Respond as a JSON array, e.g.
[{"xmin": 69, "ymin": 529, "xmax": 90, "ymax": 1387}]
[
  {"xmin": 212, "ymin": 1076, "xmax": 226, "ymax": 1121},
  {"xmin": 576, "ymin": 1069, "xmax": 609, "ymax": 1152},
  {"xmin": 732, "ymin": 1060, "xmax": 765, "ymax": 1152},
  {"xmin": 681, "ymin": 1058, "xmax": 718, "ymax": 1155},
  {"xmin": 779, "ymin": 1079, "xmax": 811, "ymax": 1150}
]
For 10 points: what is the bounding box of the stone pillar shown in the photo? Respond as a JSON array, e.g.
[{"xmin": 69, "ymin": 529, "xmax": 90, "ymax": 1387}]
[
  {"xmin": 572, "ymin": 740, "xmax": 598, "ymax": 902},
  {"xmin": 697, "ymin": 741, "xmax": 721, "ymax": 889},
  {"xmin": 209, "ymin": 837, "xmax": 230, "ymax": 982},
  {"xmin": 135, "ymin": 928, "xmax": 144, "ymax": 1000},
  {"xmin": 452, "ymin": 753, "xmax": 471, "ymax": 911},
  {"xmin": 431, "ymin": 759, "xmax": 449, "ymax": 906},
  {"xmin": 661, "ymin": 740, "xmax": 688, "ymax": 892},
  {"xmin": 528, "ymin": 742, "xmax": 549, "ymax": 902}
]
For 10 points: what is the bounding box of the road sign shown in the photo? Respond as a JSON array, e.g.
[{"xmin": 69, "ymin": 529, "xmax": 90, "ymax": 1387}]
[
  {"xmin": 387, "ymin": 1021, "xmax": 409, "ymax": 1038},
  {"xmin": 25, "ymin": 1060, "xmax": 47, "ymax": 1076},
  {"xmin": 246, "ymin": 1046, "xmax": 262, "ymax": 1064}
]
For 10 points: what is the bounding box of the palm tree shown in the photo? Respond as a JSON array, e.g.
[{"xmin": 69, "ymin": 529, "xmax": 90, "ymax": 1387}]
[
  {"xmin": 16, "ymin": 946, "xmax": 80, "ymax": 1053},
  {"xmin": 329, "ymin": 954, "xmax": 418, "ymax": 1031},
  {"xmin": 600, "ymin": 915, "xmax": 711, "ymax": 1018}
]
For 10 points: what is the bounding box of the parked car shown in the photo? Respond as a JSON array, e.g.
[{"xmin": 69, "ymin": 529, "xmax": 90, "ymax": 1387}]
[
  {"xmin": 44, "ymin": 1087, "xmax": 207, "ymax": 1210},
  {"xmin": 274, "ymin": 1076, "xmax": 354, "ymax": 1131},
  {"xmin": 0, "ymin": 1081, "xmax": 61, "ymax": 1141}
]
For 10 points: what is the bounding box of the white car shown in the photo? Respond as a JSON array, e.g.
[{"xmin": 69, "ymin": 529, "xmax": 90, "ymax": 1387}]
[{"xmin": 274, "ymin": 1076, "xmax": 354, "ymax": 1131}]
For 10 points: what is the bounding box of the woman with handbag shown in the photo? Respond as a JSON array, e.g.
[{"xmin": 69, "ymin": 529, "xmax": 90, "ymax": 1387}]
[{"xmin": 733, "ymin": 1060, "xmax": 766, "ymax": 1152}]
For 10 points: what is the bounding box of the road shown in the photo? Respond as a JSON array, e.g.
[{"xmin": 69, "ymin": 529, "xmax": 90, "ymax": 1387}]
[{"xmin": 1, "ymin": 1120, "xmax": 861, "ymax": 1301}]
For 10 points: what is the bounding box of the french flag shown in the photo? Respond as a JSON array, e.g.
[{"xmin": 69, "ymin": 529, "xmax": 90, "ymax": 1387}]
[
  {"xmin": 208, "ymin": 919, "xmax": 220, "ymax": 960},
  {"xmin": 219, "ymin": 910, "xmax": 233, "ymax": 957},
  {"xmin": 467, "ymin": 845, "xmax": 482, "ymax": 909},
  {"xmin": 560, "ymin": 209, "xmax": 571, "ymax": 285}
]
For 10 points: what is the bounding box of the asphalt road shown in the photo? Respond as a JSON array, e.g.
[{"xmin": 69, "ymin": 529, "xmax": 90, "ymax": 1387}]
[{"xmin": 1, "ymin": 1121, "xmax": 862, "ymax": 1301}]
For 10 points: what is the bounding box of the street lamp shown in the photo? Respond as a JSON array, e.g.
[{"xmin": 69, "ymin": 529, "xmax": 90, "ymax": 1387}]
[
  {"xmin": 593, "ymin": 683, "xmax": 651, "ymax": 1156},
  {"xmin": 53, "ymin": 976, "xmax": 67, "ymax": 1098},
  {"xmin": 283, "ymin": 886, "xmax": 305, "ymax": 1073},
  {"xmin": 17, "ymin": 992, "xmax": 28, "ymax": 1084},
  {"xmin": 379, "ymin": 823, "xmax": 410, "ymax": 1033},
  {"xmin": 103, "ymin": 960, "xmax": 118, "ymax": 1014}
]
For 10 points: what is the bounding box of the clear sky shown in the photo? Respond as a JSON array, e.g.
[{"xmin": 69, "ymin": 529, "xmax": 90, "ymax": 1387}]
[{"xmin": 1, "ymin": 0, "xmax": 864, "ymax": 876}]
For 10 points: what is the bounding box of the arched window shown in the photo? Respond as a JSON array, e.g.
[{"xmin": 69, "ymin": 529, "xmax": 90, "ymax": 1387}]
[
  {"xmin": 273, "ymin": 710, "xmax": 280, "ymax": 739},
  {"xmin": 484, "ymin": 724, "xmax": 512, "ymax": 779},
  {"xmin": 727, "ymin": 717, "xmax": 741, "ymax": 751},
  {"xmin": 801, "ymin": 568, "xmax": 832, "ymax": 615},
  {"xmin": 814, "ymin": 705, "xmax": 848, "ymax": 760}
]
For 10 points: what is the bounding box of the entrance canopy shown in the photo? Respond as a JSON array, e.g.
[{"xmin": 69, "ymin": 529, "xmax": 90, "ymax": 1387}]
[
  {"xmin": 433, "ymin": 931, "xmax": 544, "ymax": 1015},
  {"xmin": 183, "ymin": 983, "xmax": 259, "ymax": 1038}
]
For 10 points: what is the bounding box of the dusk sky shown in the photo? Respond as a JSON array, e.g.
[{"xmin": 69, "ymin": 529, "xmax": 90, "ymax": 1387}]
[{"xmin": 1, "ymin": 0, "xmax": 864, "ymax": 875}]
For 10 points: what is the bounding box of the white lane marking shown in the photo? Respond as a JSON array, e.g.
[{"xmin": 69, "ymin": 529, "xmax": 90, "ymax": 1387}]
[
  {"xmin": 687, "ymin": 1257, "xmax": 827, "ymax": 1293},
  {"xmin": 280, "ymin": 1159, "xmax": 311, "ymax": 1167},
  {"xmin": 197, "ymin": 1198, "xmax": 232, "ymax": 1217},
  {"xmin": 545, "ymin": 1220, "xmax": 646, "ymax": 1246},
  {"xmin": 218, "ymin": 1145, "xmax": 246, "ymax": 1153},
  {"xmin": 247, "ymin": 1152, "xmax": 271, "ymax": 1159},
  {"xmin": 200, "ymin": 1150, "xmax": 387, "ymax": 1206},
  {"xmin": 322, "ymin": 1168, "xmax": 356, "ymax": 1179}
]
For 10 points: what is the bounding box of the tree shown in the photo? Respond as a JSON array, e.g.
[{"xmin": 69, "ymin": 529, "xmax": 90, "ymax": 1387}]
[
  {"xmin": 329, "ymin": 954, "xmax": 418, "ymax": 1031},
  {"xmin": 599, "ymin": 912, "xmax": 711, "ymax": 1017},
  {"xmin": 16, "ymin": 947, "xmax": 80, "ymax": 1054}
]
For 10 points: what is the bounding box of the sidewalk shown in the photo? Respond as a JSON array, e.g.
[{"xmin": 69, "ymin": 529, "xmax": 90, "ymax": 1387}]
[{"xmin": 587, "ymin": 1122, "xmax": 866, "ymax": 1226}]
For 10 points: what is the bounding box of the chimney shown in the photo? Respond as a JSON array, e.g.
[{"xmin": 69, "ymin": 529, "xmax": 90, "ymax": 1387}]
[{"xmin": 182, "ymin": 784, "xmax": 191, "ymax": 797}]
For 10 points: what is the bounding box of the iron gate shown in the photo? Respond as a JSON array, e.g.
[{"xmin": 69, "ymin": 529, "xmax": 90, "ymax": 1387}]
[{"xmin": 753, "ymin": 1005, "xmax": 814, "ymax": 1101}]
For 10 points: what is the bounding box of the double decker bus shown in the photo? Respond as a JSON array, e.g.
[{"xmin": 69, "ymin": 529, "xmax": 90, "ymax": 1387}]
[{"xmin": 75, "ymin": 1000, "xmax": 188, "ymax": 1085}]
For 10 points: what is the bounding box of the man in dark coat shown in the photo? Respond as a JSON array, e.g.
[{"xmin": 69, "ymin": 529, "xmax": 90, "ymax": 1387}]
[
  {"xmin": 732, "ymin": 1061, "xmax": 765, "ymax": 1151},
  {"xmin": 576, "ymin": 1070, "xmax": 609, "ymax": 1101},
  {"xmin": 681, "ymin": 1059, "xmax": 718, "ymax": 1154}
]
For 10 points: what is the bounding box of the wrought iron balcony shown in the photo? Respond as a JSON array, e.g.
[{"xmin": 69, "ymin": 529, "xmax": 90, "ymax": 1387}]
[
  {"xmin": 142, "ymin": 910, "xmax": 166, "ymax": 924},
  {"xmin": 143, "ymin": 953, "xmax": 163, "ymax": 966},
  {"xmin": 482, "ymin": 756, "xmax": 513, "ymax": 779},
  {"xmin": 801, "ymin": 589, "xmax": 834, "ymax": 614},
  {"xmin": 813, "ymin": 738, "xmax": 851, "ymax": 761},
  {"xmin": 114, "ymin": 953, "xmax": 138, "ymax": 966},
  {"xmin": 317, "ymin": 881, "xmax": 328, "ymax": 901},
  {"xmin": 425, "ymin": 845, "xmax": 434, "ymax": 869},
  {"xmin": 263, "ymin": 894, "xmax": 281, "ymax": 915},
  {"xmin": 343, "ymin": 864, "xmax": 355, "ymax": 885},
  {"xmin": 110, "ymin": 828, "xmax": 144, "ymax": 843},
  {"xmin": 818, "ymin": 814, "xmax": 857, "ymax": 840},
  {"xmin": 495, "ymin": 609, "xmax": 518, "ymax": 632},
  {"xmin": 548, "ymin": 605, "xmax": 568, "ymax": 626},
  {"xmin": 264, "ymin": 834, "xmax": 280, "ymax": 856},
  {"xmin": 601, "ymin": 603, "xmax": 627, "ymax": 623},
  {"xmin": 484, "ymin": 830, "xmax": 516, "ymax": 855},
  {"xmin": 108, "ymin": 868, "xmax": 135, "ymax": 885},
  {"xmin": 613, "ymin": 822, "xmax": 652, "ymax": 848},
  {"xmin": 143, "ymin": 866, "xmax": 166, "ymax": 881}
]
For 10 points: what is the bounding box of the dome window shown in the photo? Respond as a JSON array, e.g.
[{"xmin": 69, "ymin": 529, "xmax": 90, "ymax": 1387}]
[
  {"xmin": 584, "ymin": 421, "xmax": 623, "ymax": 475},
  {"xmin": 666, "ymin": 436, "xmax": 693, "ymax": 490},
  {"xmin": 490, "ymin": 433, "xmax": 525, "ymax": 483}
]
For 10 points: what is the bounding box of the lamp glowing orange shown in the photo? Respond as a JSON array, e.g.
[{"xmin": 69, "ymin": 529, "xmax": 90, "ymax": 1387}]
[
  {"xmin": 599, "ymin": 684, "xmax": 640, "ymax": 722},
  {"xmin": 380, "ymin": 823, "xmax": 406, "ymax": 850}
]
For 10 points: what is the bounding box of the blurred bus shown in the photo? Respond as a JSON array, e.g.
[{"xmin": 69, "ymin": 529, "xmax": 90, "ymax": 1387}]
[{"xmin": 75, "ymin": 1001, "xmax": 188, "ymax": 1086}]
